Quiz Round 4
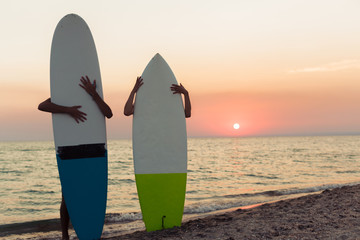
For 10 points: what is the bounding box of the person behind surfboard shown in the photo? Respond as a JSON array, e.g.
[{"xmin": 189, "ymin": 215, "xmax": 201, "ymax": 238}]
[
  {"xmin": 38, "ymin": 75, "xmax": 112, "ymax": 240},
  {"xmin": 39, "ymin": 76, "xmax": 113, "ymax": 121},
  {"xmin": 124, "ymin": 76, "xmax": 191, "ymax": 118}
]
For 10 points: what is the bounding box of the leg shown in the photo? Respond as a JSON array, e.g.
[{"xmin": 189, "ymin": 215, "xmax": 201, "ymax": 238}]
[{"xmin": 60, "ymin": 195, "xmax": 70, "ymax": 240}]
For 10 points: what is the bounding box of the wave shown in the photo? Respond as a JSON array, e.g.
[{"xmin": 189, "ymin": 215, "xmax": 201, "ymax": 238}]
[
  {"xmin": 79, "ymin": 182, "xmax": 360, "ymax": 222},
  {"xmin": 183, "ymin": 181, "xmax": 360, "ymax": 214},
  {"xmin": 256, "ymin": 182, "xmax": 360, "ymax": 197},
  {"xmin": 21, "ymin": 190, "xmax": 56, "ymax": 195},
  {"xmin": 105, "ymin": 212, "xmax": 142, "ymax": 223}
]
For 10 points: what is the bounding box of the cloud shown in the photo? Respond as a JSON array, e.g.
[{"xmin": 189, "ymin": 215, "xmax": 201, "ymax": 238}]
[{"xmin": 289, "ymin": 59, "xmax": 360, "ymax": 73}]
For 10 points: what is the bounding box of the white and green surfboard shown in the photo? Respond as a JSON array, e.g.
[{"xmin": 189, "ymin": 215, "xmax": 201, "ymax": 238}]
[{"xmin": 133, "ymin": 53, "xmax": 187, "ymax": 232}]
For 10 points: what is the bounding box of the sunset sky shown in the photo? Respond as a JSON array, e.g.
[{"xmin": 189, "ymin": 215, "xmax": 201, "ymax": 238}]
[{"xmin": 1, "ymin": 0, "xmax": 360, "ymax": 141}]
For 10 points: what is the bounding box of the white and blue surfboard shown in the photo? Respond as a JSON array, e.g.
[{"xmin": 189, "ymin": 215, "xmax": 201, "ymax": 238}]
[{"xmin": 50, "ymin": 14, "xmax": 107, "ymax": 239}]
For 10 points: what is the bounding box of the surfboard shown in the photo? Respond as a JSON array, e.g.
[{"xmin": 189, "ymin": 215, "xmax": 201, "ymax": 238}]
[
  {"xmin": 50, "ymin": 14, "xmax": 107, "ymax": 239},
  {"xmin": 133, "ymin": 53, "xmax": 188, "ymax": 231}
]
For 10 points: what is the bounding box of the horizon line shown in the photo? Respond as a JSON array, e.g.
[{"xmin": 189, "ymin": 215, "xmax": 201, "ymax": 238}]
[{"xmin": 1, "ymin": 132, "xmax": 360, "ymax": 143}]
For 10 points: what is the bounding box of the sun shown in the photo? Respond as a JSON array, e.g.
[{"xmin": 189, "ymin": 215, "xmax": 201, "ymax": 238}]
[{"xmin": 233, "ymin": 123, "xmax": 240, "ymax": 130}]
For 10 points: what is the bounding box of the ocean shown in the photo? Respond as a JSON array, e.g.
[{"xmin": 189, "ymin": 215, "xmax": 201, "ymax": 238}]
[{"xmin": 1, "ymin": 136, "xmax": 360, "ymax": 239}]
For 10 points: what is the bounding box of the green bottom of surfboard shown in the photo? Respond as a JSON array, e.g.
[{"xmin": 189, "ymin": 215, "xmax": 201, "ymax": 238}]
[{"xmin": 135, "ymin": 173, "xmax": 187, "ymax": 231}]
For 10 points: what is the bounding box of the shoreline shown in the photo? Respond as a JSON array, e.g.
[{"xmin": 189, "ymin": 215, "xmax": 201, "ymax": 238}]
[
  {"xmin": 1, "ymin": 184, "xmax": 359, "ymax": 239},
  {"xmin": 0, "ymin": 192, "xmax": 318, "ymax": 238},
  {"xmin": 108, "ymin": 184, "xmax": 360, "ymax": 239}
]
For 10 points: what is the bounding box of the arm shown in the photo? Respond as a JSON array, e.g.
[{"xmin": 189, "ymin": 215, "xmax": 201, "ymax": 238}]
[
  {"xmin": 124, "ymin": 77, "xmax": 143, "ymax": 116},
  {"xmin": 79, "ymin": 76, "xmax": 113, "ymax": 119},
  {"xmin": 38, "ymin": 98, "xmax": 87, "ymax": 123},
  {"xmin": 170, "ymin": 83, "xmax": 191, "ymax": 118},
  {"xmin": 183, "ymin": 91, "xmax": 191, "ymax": 118}
]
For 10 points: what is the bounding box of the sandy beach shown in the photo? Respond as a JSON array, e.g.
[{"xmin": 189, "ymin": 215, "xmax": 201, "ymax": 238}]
[{"xmin": 107, "ymin": 184, "xmax": 360, "ymax": 240}]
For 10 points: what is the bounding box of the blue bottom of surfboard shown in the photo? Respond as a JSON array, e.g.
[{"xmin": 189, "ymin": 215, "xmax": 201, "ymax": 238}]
[{"xmin": 57, "ymin": 151, "xmax": 107, "ymax": 239}]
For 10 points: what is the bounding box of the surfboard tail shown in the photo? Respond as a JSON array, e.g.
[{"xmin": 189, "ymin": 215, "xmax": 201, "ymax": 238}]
[
  {"xmin": 57, "ymin": 153, "xmax": 108, "ymax": 239},
  {"xmin": 135, "ymin": 173, "xmax": 187, "ymax": 231}
]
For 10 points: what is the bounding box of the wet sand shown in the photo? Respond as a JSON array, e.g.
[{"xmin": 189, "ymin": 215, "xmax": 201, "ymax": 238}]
[{"xmin": 107, "ymin": 184, "xmax": 360, "ymax": 239}]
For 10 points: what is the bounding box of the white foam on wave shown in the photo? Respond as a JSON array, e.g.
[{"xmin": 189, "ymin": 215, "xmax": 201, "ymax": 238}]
[
  {"xmin": 275, "ymin": 182, "xmax": 360, "ymax": 196},
  {"xmin": 106, "ymin": 212, "xmax": 142, "ymax": 223},
  {"xmin": 184, "ymin": 201, "xmax": 242, "ymax": 214}
]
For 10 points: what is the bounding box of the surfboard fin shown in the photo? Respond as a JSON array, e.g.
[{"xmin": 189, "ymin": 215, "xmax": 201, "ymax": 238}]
[{"xmin": 162, "ymin": 215, "xmax": 166, "ymax": 229}]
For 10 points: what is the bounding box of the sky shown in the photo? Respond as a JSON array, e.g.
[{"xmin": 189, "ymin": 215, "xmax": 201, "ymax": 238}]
[{"xmin": 1, "ymin": 0, "xmax": 360, "ymax": 141}]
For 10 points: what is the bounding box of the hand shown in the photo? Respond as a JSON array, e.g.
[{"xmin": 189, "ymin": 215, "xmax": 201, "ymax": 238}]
[
  {"xmin": 170, "ymin": 83, "xmax": 188, "ymax": 95},
  {"xmin": 132, "ymin": 77, "xmax": 144, "ymax": 93},
  {"xmin": 171, "ymin": 83, "xmax": 191, "ymax": 118},
  {"xmin": 67, "ymin": 106, "xmax": 87, "ymax": 123},
  {"xmin": 79, "ymin": 75, "xmax": 113, "ymax": 118},
  {"xmin": 79, "ymin": 76, "xmax": 97, "ymax": 98}
]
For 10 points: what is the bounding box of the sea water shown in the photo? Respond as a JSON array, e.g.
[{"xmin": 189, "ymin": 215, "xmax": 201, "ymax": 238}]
[{"xmin": 1, "ymin": 136, "xmax": 360, "ymax": 236}]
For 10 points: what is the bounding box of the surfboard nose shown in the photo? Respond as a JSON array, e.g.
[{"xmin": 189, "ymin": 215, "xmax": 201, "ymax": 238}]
[{"xmin": 153, "ymin": 53, "xmax": 163, "ymax": 61}]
